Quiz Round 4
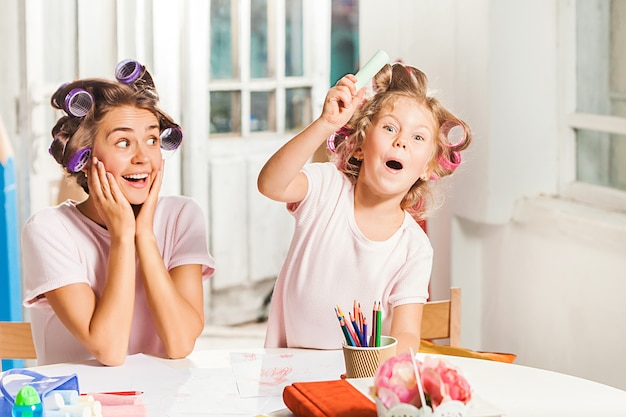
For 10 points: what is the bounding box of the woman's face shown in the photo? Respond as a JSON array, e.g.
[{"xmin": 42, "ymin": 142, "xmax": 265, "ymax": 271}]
[{"xmin": 90, "ymin": 106, "xmax": 162, "ymax": 205}]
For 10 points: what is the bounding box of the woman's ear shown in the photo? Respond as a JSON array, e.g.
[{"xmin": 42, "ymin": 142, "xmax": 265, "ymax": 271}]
[{"xmin": 353, "ymin": 148, "xmax": 364, "ymax": 160}]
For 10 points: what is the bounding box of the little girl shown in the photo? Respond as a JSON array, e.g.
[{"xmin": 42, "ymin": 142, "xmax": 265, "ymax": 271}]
[
  {"xmin": 22, "ymin": 60, "xmax": 215, "ymax": 366},
  {"xmin": 257, "ymin": 62, "xmax": 471, "ymax": 354}
]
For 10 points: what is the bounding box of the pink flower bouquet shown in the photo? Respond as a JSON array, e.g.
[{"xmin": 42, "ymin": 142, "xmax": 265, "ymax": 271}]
[{"xmin": 371, "ymin": 353, "xmax": 472, "ymax": 417}]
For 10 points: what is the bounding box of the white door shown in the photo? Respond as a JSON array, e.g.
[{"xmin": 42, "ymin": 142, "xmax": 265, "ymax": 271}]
[{"xmin": 181, "ymin": 0, "xmax": 331, "ymax": 325}]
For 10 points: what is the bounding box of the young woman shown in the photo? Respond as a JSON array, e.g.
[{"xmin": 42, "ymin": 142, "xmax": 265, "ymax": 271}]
[{"xmin": 22, "ymin": 60, "xmax": 214, "ymax": 366}]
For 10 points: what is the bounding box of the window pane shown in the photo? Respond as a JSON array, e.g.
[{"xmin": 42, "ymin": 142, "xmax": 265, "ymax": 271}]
[
  {"xmin": 285, "ymin": 87, "xmax": 311, "ymax": 131},
  {"xmin": 576, "ymin": 129, "xmax": 626, "ymax": 190},
  {"xmin": 576, "ymin": 0, "xmax": 626, "ymax": 190},
  {"xmin": 210, "ymin": 91, "xmax": 241, "ymax": 134},
  {"xmin": 285, "ymin": 0, "xmax": 303, "ymax": 77},
  {"xmin": 250, "ymin": 0, "xmax": 268, "ymax": 78},
  {"xmin": 331, "ymin": 0, "xmax": 359, "ymax": 85},
  {"xmin": 251, "ymin": 91, "xmax": 275, "ymax": 132},
  {"xmin": 211, "ymin": 0, "xmax": 236, "ymax": 80}
]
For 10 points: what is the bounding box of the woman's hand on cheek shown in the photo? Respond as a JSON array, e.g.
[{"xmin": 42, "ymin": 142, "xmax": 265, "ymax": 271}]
[
  {"xmin": 89, "ymin": 157, "xmax": 135, "ymax": 239},
  {"xmin": 135, "ymin": 159, "xmax": 163, "ymax": 238}
]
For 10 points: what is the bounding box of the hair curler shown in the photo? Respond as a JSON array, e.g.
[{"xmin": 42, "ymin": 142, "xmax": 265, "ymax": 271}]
[
  {"xmin": 115, "ymin": 59, "xmax": 144, "ymax": 84},
  {"xmin": 354, "ymin": 50, "xmax": 390, "ymax": 90},
  {"xmin": 160, "ymin": 126, "xmax": 183, "ymax": 151},
  {"xmin": 64, "ymin": 89, "xmax": 94, "ymax": 118},
  {"xmin": 67, "ymin": 148, "xmax": 91, "ymax": 173},
  {"xmin": 440, "ymin": 121, "xmax": 467, "ymax": 149},
  {"xmin": 115, "ymin": 59, "xmax": 158, "ymax": 98}
]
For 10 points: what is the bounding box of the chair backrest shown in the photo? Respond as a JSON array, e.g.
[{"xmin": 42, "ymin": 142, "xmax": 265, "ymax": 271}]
[
  {"xmin": 421, "ymin": 287, "xmax": 461, "ymax": 347},
  {"xmin": 0, "ymin": 321, "xmax": 37, "ymax": 369}
]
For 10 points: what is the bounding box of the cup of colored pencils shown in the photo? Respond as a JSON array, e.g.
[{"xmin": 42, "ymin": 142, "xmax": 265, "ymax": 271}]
[
  {"xmin": 342, "ymin": 335, "xmax": 397, "ymax": 378},
  {"xmin": 335, "ymin": 301, "xmax": 397, "ymax": 378}
]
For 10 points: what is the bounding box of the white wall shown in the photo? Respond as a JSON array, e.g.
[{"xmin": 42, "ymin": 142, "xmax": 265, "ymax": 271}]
[{"xmin": 362, "ymin": 0, "xmax": 626, "ymax": 391}]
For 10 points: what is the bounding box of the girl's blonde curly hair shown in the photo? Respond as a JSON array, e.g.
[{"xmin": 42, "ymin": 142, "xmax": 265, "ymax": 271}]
[{"xmin": 329, "ymin": 62, "xmax": 472, "ymax": 221}]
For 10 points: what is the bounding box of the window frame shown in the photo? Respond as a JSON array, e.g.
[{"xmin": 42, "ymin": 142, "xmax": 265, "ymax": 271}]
[{"xmin": 559, "ymin": 0, "xmax": 626, "ymax": 213}]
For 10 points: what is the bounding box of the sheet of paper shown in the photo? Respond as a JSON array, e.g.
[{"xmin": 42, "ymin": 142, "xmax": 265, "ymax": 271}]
[{"xmin": 230, "ymin": 350, "xmax": 346, "ymax": 398}]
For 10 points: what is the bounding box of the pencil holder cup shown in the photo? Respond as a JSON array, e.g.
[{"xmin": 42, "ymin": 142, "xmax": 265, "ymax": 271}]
[{"xmin": 342, "ymin": 336, "xmax": 398, "ymax": 378}]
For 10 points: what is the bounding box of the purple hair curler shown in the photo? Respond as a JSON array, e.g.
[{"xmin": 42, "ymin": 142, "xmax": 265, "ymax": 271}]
[
  {"xmin": 67, "ymin": 148, "xmax": 91, "ymax": 173},
  {"xmin": 160, "ymin": 126, "xmax": 183, "ymax": 151},
  {"xmin": 64, "ymin": 89, "xmax": 94, "ymax": 118},
  {"xmin": 115, "ymin": 59, "xmax": 144, "ymax": 84}
]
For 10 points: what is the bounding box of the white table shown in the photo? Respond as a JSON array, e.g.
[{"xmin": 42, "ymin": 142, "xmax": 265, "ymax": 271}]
[{"xmin": 6, "ymin": 348, "xmax": 626, "ymax": 417}]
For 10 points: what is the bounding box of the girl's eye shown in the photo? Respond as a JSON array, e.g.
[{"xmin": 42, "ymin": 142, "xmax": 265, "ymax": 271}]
[
  {"xmin": 115, "ymin": 139, "xmax": 130, "ymax": 148},
  {"xmin": 147, "ymin": 137, "xmax": 158, "ymax": 146},
  {"xmin": 384, "ymin": 125, "xmax": 397, "ymax": 133},
  {"xmin": 412, "ymin": 135, "xmax": 424, "ymax": 141}
]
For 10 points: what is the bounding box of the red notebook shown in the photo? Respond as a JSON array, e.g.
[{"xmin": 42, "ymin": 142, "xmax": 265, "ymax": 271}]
[{"xmin": 282, "ymin": 379, "xmax": 377, "ymax": 417}]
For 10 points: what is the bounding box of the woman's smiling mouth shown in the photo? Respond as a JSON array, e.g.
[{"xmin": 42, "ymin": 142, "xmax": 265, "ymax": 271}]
[{"xmin": 123, "ymin": 173, "xmax": 149, "ymax": 183}]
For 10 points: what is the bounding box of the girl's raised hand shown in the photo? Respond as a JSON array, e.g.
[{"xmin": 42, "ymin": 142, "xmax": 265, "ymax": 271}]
[
  {"xmin": 134, "ymin": 158, "xmax": 163, "ymax": 239},
  {"xmin": 88, "ymin": 157, "xmax": 135, "ymax": 239},
  {"xmin": 321, "ymin": 74, "xmax": 365, "ymax": 129}
]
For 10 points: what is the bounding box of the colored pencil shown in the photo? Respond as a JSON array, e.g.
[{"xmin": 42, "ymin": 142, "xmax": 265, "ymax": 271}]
[
  {"xmin": 335, "ymin": 307, "xmax": 355, "ymax": 346},
  {"xmin": 375, "ymin": 301, "xmax": 382, "ymax": 347},
  {"xmin": 349, "ymin": 312, "xmax": 364, "ymax": 348},
  {"xmin": 371, "ymin": 301, "xmax": 378, "ymax": 347},
  {"xmin": 337, "ymin": 305, "xmax": 361, "ymax": 346},
  {"xmin": 339, "ymin": 315, "xmax": 356, "ymax": 346},
  {"xmin": 362, "ymin": 317, "xmax": 368, "ymax": 347}
]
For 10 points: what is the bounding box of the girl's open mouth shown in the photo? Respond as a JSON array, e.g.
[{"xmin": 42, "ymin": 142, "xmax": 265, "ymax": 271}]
[{"xmin": 386, "ymin": 160, "xmax": 403, "ymax": 170}]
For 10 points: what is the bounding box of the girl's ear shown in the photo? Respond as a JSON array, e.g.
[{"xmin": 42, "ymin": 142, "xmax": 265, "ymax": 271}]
[{"xmin": 353, "ymin": 147, "xmax": 364, "ymax": 160}]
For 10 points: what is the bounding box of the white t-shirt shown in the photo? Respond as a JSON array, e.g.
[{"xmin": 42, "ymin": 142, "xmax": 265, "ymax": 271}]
[
  {"xmin": 22, "ymin": 196, "xmax": 215, "ymax": 365},
  {"xmin": 264, "ymin": 162, "xmax": 433, "ymax": 349}
]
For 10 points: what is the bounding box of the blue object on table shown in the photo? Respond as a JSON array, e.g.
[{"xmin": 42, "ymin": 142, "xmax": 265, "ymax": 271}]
[
  {"xmin": 0, "ymin": 155, "xmax": 24, "ymax": 371},
  {"xmin": 12, "ymin": 386, "xmax": 43, "ymax": 417},
  {"xmin": 0, "ymin": 369, "xmax": 79, "ymax": 416}
]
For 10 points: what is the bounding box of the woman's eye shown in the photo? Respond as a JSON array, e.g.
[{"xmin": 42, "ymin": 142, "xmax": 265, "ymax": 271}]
[
  {"xmin": 115, "ymin": 139, "xmax": 130, "ymax": 148},
  {"xmin": 147, "ymin": 137, "xmax": 158, "ymax": 146}
]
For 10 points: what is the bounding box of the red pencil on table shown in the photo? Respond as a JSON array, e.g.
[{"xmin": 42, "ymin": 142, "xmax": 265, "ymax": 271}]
[{"xmin": 92, "ymin": 391, "xmax": 143, "ymax": 396}]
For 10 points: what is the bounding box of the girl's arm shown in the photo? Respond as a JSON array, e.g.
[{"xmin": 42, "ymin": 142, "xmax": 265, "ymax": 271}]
[
  {"xmin": 257, "ymin": 75, "xmax": 365, "ymax": 203},
  {"xmin": 135, "ymin": 163, "xmax": 205, "ymax": 359},
  {"xmin": 46, "ymin": 159, "xmax": 138, "ymax": 366},
  {"xmin": 390, "ymin": 303, "xmax": 424, "ymax": 354}
]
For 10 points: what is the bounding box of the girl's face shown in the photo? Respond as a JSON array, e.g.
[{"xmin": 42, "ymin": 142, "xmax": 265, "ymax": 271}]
[
  {"xmin": 357, "ymin": 97, "xmax": 436, "ymax": 200},
  {"xmin": 90, "ymin": 106, "xmax": 162, "ymax": 205}
]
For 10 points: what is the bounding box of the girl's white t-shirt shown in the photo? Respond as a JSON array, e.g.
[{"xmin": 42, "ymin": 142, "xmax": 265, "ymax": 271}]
[
  {"xmin": 22, "ymin": 196, "xmax": 214, "ymax": 365},
  {"xmin": 264, "ymin": 162, "xmax": 433, "ymax": 349}
]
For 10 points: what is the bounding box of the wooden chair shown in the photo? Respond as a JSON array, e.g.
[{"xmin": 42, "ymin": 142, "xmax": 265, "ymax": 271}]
[
  {"xmin": 0, "ymin": 321, "xmax": 37, "ymax": 370},
  {"xmin": 421, "ymin": 287, "xmax": 461, "ymax": 347}
]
